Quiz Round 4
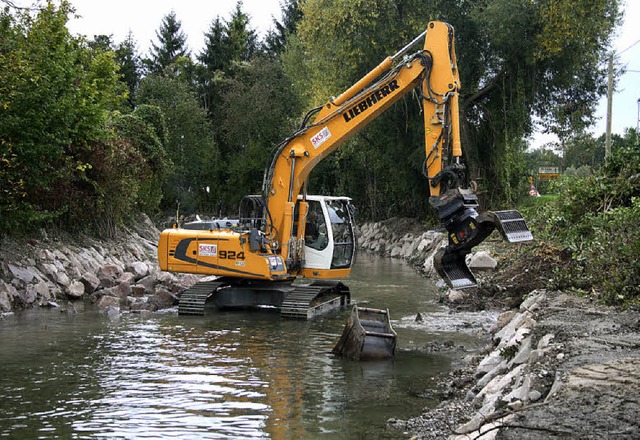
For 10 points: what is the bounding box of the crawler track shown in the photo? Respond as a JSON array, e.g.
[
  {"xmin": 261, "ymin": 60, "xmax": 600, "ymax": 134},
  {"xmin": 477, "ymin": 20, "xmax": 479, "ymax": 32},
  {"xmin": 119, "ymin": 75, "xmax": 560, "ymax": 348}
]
[{"xmin": 177, "ymin": 279, "xmax": 228, "ymax": 315}]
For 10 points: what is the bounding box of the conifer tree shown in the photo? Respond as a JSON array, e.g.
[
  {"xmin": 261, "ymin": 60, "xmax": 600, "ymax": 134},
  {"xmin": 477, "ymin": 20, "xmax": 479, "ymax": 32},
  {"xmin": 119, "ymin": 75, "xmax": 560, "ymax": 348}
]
[
  {"xmin": 115, "ymin": 32, "xmax": 141, "ymax": 107},
  {"xmin": 264, "ymin": 0, "xmax": 302, "ymax": 56},
  {"xmin": 147, "ymin": 11, "xmax": 190, "ymax": 74}
]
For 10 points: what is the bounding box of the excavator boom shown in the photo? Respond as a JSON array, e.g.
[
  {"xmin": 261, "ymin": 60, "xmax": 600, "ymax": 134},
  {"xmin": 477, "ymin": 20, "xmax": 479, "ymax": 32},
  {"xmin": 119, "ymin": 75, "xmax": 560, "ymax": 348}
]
[
  {"xmin": 157, "ymin": 21, "xmax": 533, "ymax": 323},
  {"xmin": 262, "ymin": 21, "xmax": 532, "ymax": 289}
]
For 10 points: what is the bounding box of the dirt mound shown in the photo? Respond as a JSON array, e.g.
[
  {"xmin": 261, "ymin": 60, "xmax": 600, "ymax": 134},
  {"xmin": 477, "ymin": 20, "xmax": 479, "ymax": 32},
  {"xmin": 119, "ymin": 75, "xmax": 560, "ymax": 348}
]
[{"xmin": 458, "ymin": 242, "xmax": 572, "ymax": 310}]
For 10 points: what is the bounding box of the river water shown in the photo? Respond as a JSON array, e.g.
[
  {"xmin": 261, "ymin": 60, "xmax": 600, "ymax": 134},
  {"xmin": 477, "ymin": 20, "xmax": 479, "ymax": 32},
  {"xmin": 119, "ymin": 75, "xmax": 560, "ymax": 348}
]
[{"xmin": 0, "ymin": 254, "xmax": 493, "ymax": 439}]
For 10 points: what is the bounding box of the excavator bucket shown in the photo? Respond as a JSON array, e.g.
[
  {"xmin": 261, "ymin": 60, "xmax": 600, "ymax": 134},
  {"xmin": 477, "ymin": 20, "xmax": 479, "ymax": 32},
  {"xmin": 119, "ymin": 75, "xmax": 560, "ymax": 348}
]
[
  {"xmin": 433, "ymin": 248, "xmax": 477, "ymax": 290},
  {"xmin": 435, "ymin": 209, "xmax": 532, "ymax": 290},
  {"xmin": 332, "ymin": 306, "xmax": 397, "ymax": 361}
]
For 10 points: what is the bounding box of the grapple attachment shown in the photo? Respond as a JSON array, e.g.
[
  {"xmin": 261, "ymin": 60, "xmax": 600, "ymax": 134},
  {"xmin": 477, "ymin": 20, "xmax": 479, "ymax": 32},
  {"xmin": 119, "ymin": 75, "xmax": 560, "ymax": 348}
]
[
  {"xmin": 434, "ymin": 208, "xmax": 532, "ymax": 290},
  {"xmin": 433, "ymin": 247, "xmax": 477, "ymax": 289},
  {"xmin": 481, "ymin": 210, "xmax": 533, "ymax": 243}
]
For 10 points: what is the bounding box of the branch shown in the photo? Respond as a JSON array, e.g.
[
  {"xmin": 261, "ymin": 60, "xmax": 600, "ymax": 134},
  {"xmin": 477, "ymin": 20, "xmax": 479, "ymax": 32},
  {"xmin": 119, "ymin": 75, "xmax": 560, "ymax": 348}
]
[
  {"xmin": 460, "ymin": 70, "xmax": 506, "ymax": 113},
  {"xmin": 0, "ymin": 0, "xmax": 37, "ymax": 11}
]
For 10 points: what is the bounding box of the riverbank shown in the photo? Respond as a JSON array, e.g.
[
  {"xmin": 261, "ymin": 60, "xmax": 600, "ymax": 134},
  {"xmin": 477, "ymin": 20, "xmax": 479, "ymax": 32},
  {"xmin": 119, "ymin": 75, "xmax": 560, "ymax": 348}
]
[
  {"xmin": 358, "ymin": 218, "xmax": 640, "ymax": 439},
  {"xmin": 0, "ymin": 215, "xmax": 197, "ymax": 315},
  {"xmin": 2, "ymin": 218, "xmax": 639, "ymax": 438}
]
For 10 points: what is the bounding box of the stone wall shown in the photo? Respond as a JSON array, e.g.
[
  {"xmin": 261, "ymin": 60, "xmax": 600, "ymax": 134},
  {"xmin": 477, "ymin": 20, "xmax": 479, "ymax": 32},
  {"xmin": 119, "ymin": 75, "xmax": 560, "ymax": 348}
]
[
  {"xmin": 0, "ymin": 215, "xmax": 197, "ymax": 315},
  {"xmin": 357, "ymin": 219, "xmax": 447, "ymax": 279}
]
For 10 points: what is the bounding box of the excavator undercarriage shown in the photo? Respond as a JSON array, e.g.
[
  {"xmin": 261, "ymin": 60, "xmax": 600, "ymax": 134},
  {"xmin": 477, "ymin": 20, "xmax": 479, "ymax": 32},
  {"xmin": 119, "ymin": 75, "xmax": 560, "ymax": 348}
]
[{"xmin": 177, "ymin": 277, "xmax": 351, "ymax": 319}]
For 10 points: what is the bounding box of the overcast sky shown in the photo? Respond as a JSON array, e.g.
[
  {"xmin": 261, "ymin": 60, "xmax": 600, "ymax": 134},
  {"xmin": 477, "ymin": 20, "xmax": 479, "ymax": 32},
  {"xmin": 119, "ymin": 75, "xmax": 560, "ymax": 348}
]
[{"xmin": 12, "ymin": 0, "xmax": 640, "ymax": 143}]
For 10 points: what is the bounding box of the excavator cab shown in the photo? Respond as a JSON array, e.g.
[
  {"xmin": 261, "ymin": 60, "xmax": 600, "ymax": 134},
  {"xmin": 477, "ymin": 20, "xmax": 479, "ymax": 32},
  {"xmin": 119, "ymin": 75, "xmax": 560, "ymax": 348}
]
[{"xmin": 299, "ymin": 196, "xmax": 357, "ymax": 275}]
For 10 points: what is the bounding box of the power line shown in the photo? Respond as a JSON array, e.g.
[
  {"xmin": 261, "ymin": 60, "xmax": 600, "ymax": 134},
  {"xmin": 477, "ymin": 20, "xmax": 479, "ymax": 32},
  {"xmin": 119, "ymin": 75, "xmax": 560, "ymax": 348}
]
[{"xmin": 620, "ymin": 39, "xmax": 640, "ymax": 54}]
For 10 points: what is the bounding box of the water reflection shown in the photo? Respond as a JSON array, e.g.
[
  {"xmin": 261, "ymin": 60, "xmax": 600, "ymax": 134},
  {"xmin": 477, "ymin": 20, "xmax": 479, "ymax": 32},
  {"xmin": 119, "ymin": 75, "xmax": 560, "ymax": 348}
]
[{"xmin": 0, "ymin": 254, "xmax": 483, "ymax": 438}]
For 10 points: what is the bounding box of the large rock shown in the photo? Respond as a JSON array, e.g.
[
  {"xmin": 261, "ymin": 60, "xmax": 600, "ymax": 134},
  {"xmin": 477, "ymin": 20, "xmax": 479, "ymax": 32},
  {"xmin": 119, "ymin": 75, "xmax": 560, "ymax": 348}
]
[
  {"xmin": 55, "ymin": 271, "xmax": 71, "ymax": 288},
  {"xmin": 97, "ymin": 294, "xmax": 120, "ymax": 310},
  {"xmin": 0, "ymin": 279, "xmax": 20, "ymax": 311},
  {"xmin": 18, "ymin": 286, "xmax": 38, "ymax": 305},
  {"xmin": 97, "ymin": 264, "xmax": 123, "ymax": 280},
  {"xmin": 126, "ymin": 261, "xmax": 149, "ymax": 280},
  {"xmin": 467, "ymin": 250, "xmax": 497, "ymax": 271},
  {"xmin": 137, "ymin": 275, "xmax": 158, "ymax": 295},
  {"xmin": 113, "ymin": 282, "xmax": 132, "ymax": 299},
  {"xmin": 7, "ymin": 263, "xmax": 41, "ymax": 284},
  {"xmin": 0, "ymin": 289, "xmax": 12, "ymax": 312},
  {"xmin": 118, "ymin": 272, "xmax": 136, "ymax": 284},
  {"xmin": 66, "ymin": 281, "xmax": 85, "ymax": 299},
  {"xmin": 150, "ymin": 287, "xmax": 179, "ymax": 309},
  {"xmin": 131, "ymin": 284, "xmax": 146, "ymax": 297},
  {"xmin": 80, "ymin": 272, "xmax": 101, "ymax": 294}
]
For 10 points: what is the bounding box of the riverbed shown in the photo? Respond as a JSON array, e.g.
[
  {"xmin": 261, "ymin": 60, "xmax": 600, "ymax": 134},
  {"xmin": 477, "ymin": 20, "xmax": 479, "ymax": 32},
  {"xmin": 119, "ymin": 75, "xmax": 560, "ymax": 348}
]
[{"xmin": 0, "ymin": 254, "xmax": 490, "ymax": 439}]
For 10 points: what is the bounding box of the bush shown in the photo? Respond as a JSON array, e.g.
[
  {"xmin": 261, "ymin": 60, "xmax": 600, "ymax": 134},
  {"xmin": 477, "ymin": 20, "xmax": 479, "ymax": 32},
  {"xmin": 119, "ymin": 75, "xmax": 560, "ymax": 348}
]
[{"xmin": 523, "ymin": 131, "xmax": 640, "ymax": 306}]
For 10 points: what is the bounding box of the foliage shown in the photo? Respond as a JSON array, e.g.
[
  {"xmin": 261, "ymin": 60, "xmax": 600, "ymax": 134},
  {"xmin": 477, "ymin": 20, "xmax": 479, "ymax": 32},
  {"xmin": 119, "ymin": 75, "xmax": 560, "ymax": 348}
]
[
  {"xmin": 115, "ymin": 32, "xmax": 141, "ymax": 108},
  {"xmin": 524, "ymin": 129, "xmax": 640, "ymax": 306},
  {"xmin": 0, "ymin": 1, "xmax": 127, "ymax": 234},
  {"xmin": 146, "ymin": 11, "xmax": 190, "ymax": 75},
  {"xmin": 111, "ymin": 105, "xmax": 172, "ymax": 214},
  {"xmin": 283, "ymin": 0, "xmax": 620, "ymax": 218},
  {"xmin": 137, "ymin": 73, "xmax": 220, "ymax": 213},
  {"xmin": 220, "ymin": 56, "xmax": 301, "ymax": 209},
  {"xmin": 263, "ymin": 0, "xmax": 302, "ymax": 56}
]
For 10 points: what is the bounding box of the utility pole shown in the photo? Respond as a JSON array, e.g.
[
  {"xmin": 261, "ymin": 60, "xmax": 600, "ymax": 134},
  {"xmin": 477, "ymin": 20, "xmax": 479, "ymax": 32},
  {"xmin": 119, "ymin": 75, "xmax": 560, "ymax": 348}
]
[{"xmin": 605, "ymin": 54, "xmax": 613, "ymax": 164}]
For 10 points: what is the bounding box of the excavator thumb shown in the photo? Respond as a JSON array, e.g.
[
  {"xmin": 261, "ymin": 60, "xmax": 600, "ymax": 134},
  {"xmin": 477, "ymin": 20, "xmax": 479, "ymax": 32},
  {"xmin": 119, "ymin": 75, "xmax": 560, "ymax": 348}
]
[{"xmin": 433, "ymin": 207, "xmax": 532, "ymax": 290}]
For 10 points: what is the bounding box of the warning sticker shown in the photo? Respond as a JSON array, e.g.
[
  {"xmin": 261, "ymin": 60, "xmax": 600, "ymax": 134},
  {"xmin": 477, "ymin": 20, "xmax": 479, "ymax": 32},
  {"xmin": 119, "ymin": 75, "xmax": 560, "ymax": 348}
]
[{"xmin": 198, "ymin": 243, "xmax": 217, "ymax": 257}]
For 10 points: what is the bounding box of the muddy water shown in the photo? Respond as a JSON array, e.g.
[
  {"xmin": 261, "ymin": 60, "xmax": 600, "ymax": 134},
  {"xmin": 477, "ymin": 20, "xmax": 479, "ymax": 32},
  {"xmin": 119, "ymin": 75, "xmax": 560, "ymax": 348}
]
[{"xmin": 0, "ymin": 254, "xmax": 491, "ymax": 439}]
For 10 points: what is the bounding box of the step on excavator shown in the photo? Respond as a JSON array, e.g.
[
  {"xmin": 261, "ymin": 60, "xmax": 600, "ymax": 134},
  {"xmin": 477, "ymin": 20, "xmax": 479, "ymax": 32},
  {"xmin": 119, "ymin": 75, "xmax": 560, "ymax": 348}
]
[{"xmin": 157, "ymin": 22, "xmax": 532, "ymax": 358}]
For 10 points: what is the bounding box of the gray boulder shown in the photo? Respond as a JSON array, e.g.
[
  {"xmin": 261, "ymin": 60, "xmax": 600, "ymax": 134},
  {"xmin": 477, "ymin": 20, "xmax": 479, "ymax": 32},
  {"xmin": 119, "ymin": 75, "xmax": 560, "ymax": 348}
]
[
  {"xmin": 66, "ymin": 281, "xmax": 85, "ymax": 299},
  {"xmin": 80, "ymin": 272, "xmax": 101, "ymax": 294},
  {"xmin": 97, "ymin": 264, "xmax": 123, "ymax": 280},
  {"xmin": 467, "ymin": 251, "xmax": 497, "ymax": 271},
  {"xmin": 126, "ymin": 261, "xmax": 149, "ymax": 280}
]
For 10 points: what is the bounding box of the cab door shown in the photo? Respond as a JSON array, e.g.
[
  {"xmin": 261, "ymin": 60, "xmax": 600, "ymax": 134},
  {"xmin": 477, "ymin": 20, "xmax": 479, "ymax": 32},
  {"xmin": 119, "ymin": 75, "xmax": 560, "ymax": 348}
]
[{"xmin": 303, "ymin": 198, "xmax": 356, "ymax": 272}]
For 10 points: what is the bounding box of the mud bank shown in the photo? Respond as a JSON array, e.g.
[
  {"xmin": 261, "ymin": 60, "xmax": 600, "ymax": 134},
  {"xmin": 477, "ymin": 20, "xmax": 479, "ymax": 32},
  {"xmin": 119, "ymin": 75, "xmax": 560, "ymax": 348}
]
[{"xmin": 395, "ymin": 290, "xmax": 640, "ymax": 439}]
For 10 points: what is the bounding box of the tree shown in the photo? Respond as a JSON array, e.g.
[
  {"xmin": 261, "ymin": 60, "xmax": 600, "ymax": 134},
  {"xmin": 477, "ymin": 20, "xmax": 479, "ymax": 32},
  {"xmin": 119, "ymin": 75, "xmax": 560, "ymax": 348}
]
[
  {"xmin": 224, "ymin": 1, "xmax": 258, "ymax": 64},
  {"xmin": 264, "ymin": 0, "xmax": 303, "ymax": 56},
  {"xmin": 147, "ymin": 11, "xmax": 190, "ymax": 75},
  {"xmin": 220, "ymin": 56, "xmax": 301, "ymax": 209},
  {"xmin": 115, "ymin": 31, "xmax": 142, "ymax": 108},
  {"xmin": 137, "ymin": 73, "xmax": 221, "ymax": 213},
  {"xmin": 199, "ymin": 17, "xmax": 227, "ymax": 72},
  {"xmin": 0, "ymin": 1, "xmax": 127, "ymax": 232},
  {"xmin": 283, "ymin": 0, "xmax": 621, "ymax": 218}
]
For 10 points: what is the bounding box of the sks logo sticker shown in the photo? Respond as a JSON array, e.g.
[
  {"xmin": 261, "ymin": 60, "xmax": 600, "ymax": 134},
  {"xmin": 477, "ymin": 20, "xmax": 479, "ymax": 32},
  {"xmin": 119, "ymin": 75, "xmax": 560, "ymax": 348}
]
[
  {"xmin": 311, "ymin": 127, "xmax": 332, "ymax": 149},
  {"xmin": 198, "ymin": 243, "xmax": 217, "ymax": 257},
  {"xmin": 343, "ymin": 80, "xmax": 399, "ymax": 123}
]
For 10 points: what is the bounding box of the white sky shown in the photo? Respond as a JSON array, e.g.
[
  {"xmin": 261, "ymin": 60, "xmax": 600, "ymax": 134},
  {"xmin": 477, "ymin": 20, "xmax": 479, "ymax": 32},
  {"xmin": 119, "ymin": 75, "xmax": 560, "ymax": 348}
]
[
  {"xmin": 12, "ymin": 0, "xmax": 640, "ymax": 144},
  {"xmin": 15, "ymin": 0, "xmax": 283, "ymax": 52}
]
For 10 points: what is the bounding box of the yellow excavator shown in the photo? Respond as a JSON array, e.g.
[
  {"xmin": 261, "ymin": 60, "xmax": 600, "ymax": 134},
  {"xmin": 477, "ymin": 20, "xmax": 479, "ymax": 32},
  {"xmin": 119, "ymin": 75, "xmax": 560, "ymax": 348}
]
[{"xmin": 157, "ymin": 21, "xmax": 532, "ymax": 319}]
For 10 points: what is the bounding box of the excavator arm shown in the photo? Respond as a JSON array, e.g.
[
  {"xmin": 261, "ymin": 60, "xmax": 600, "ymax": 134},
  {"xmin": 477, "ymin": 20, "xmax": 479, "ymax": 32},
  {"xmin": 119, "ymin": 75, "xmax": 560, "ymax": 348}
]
[{"xmin": 262, "ymin": 21, "xmax": 532, "ymax": 289}]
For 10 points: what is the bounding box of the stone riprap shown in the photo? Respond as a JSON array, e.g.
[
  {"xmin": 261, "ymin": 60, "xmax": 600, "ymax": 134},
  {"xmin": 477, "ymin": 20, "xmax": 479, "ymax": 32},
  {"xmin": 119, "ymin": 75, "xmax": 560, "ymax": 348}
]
[{"xmin": 0, "ymin": 215, "xmax": 198, "ymax": 315}]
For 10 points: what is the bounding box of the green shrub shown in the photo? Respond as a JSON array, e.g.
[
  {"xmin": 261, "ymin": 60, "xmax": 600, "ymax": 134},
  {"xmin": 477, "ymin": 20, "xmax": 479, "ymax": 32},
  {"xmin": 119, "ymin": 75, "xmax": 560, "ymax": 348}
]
[{"xmin": 523, "ymin": 131, "xmax": 640, "ymax": 306}]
